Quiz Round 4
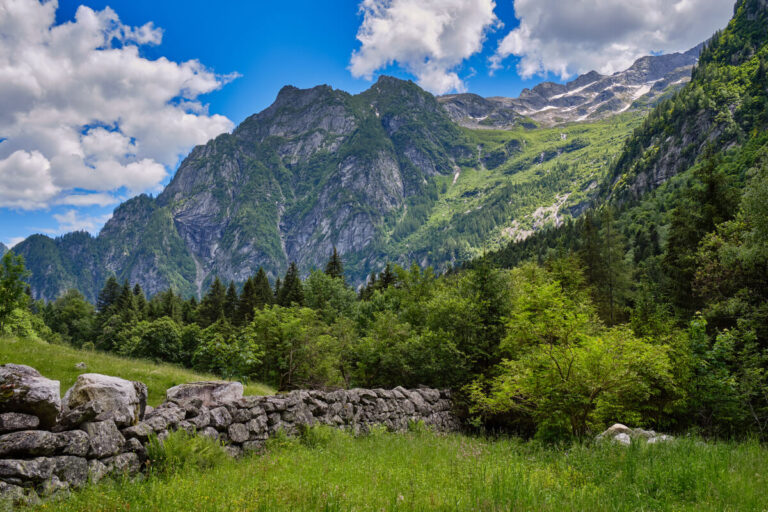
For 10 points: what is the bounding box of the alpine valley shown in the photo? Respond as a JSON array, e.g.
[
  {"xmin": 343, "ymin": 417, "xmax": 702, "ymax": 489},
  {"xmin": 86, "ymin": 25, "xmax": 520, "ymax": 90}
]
[{"xmin": 13, "ymin": 43, "xmax": 707, "ymax": 301}]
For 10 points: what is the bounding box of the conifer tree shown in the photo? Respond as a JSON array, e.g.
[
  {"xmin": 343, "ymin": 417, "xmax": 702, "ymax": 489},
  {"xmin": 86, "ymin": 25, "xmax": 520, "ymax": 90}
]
[
  {"xmin": 253, "ymin": 268, "xmax": 274, "ymax": 307},
  {"xmin": 237, "ymin": 276, "xmax": 256, "ymax": 324},
  {"xmin": 225, "ymin": 281, "xmax": 239, "ymax": 321},
  {"xmin": 96, "ymin": 276, "xmax": 121, "ymax": 313},
  {"xmin": 133, "ymin": 283, "xmax": 147, "ymax": 320},
  {"xmin": 116, "ymin": 280, "xmax": 136, "ymax": 315},
  {"xmin": 378, "ymin": 263, "xmax": 396, "ymax": 290},
  {"xmin": 277, "ymin": 262, "xmax": 304, "ymax": 306},
  {"xmin": 0, "ymin": 252, "xmax": 29, "ymax": 331},
  {"xmin": 197, "ymin": 277, "xmax": 226, "ymax": 327},
  {"xmin": 273, "ymin": 277, "xmax": 282, "ymax": 302},
  {"xmin": 324, "ymin": 246, "xmax": 345, "ymax": 282}
]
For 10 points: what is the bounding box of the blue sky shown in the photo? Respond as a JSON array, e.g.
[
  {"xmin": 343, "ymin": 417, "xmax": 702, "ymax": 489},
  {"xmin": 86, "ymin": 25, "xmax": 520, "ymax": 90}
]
[{"xmin": 0, "ymin": 0, "xmax": 733, "ymax": 247}]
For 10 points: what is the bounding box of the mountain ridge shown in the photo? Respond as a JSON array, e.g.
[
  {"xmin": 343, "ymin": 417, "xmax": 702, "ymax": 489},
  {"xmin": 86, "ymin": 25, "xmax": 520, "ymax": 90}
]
[{"xmin": 12, "ymin": 47, "xmax": 703, "ymax": 302}]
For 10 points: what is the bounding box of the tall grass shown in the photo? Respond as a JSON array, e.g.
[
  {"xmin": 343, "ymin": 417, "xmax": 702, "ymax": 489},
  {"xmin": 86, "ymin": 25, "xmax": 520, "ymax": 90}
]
[
  {"xmin": 0, "ymin": 337, "xmax": 274, "ymax": 405},
  {"xmin": 29, "ymin": 428, "xmax": 768, "ymax": 511}
]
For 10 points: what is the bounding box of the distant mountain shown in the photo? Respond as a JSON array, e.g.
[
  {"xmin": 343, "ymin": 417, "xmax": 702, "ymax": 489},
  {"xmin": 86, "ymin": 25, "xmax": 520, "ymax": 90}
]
[
  {"xmin": 16, "ymin": 42, "xmax": 713, "ymax": 302},
  {"xmin": 0, "ymin": 243, "xmax": 7, "ymax": 257},
  {"xmin": 439, "ymin": 44, "xmax": 702, "ymax": 127},
  {"xmin": 16, "ymin": 72, "xmax": 650, "ymax": 301}
]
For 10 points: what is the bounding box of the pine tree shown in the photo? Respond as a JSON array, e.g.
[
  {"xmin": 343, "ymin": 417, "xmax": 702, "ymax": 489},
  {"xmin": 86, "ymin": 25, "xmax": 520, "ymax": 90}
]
[
  {"xmin": 197, "ymin": 277, "xmax": 226, "ymax": 327},
  {"xmin": 273, "ymin": 277, "xmax": 282, "ymax": 302},
  {"xmin": 96, "ymin": 276, "xmax": 121, "ymax": 313},
  {"xmin": 324, "ymin": 246, "xmax": 345, "ymax": 282},
  {"xmin": 224, "ymin": 281, "xmax": 239, "ymax": 321},
  {"xmin": 116, "ymin": 280, "xmax": 136, "ymax": 315},
  {"xmin": 0, "ymin": 252, "xmax": 29, "ymax": 331},
  {"xmin": 133, "ymin": 283, "xmax": 147, "ymax": 320},
  {"xmin": 378, "ymin": 263, "xmax": 396, "ymax": 290},
  {"xmin": 598, "ymin": 207, "xmax": 630, "ymax": 325},
  {"xmin": 277, "ymin": 262, "xmax": 304, "ymax": 306},
  {"xmin": 237, "ymin": 277, "xmax": 256, "ymax": 324},
  {"xmin": 253, "ymin": 268, "xmax": 273, "ymax": 307}
]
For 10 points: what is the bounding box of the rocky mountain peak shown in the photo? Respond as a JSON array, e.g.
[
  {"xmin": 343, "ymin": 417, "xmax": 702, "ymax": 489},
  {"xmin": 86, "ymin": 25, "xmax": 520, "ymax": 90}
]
[{"xmin": 438, "ymin": 44, "xmax": 703, "ymax": 127}]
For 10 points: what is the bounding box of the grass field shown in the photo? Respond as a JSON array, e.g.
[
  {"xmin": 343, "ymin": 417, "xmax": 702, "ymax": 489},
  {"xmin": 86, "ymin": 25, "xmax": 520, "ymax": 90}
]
[
  {"xmin": 27, "ymin": 428, "xmax": 768, "ymax": 512},
  {"xmin": 0, "ymin": 337, "xmax": 274, "ymax": 405}
]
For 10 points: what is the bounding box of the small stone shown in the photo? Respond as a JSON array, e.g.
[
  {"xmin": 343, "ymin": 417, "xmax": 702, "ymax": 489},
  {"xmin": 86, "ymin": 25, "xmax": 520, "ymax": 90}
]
[
  {"xmin": 227, "ymin": 423, "xmax": 249, "ymax": 443},
  {"xmin": 209, "ymin": 407, "xmax": 232, "ymax": 430},
  {"xmin": 166, "ymin": 381, "xmax": 243, "ymax": 407},
  {"xmin": 52, "ymin": 456, "xmax": 88, "ymax": 488},
  {"xmin": 121, "ymin": 421, "xmax": 154, "ymax": 442},
  {"xmin": 223, "ymin": 445, "xmax": 242, "ymax": 458},
  {"xmin": 54, "ymin": 430, "xmax": 90, "ymax": 457},
  {"xmin": 0, "ymin": 457, "xmax": 54, "ymax": 483},
  {"xmin": 0, "ymin": 430, "xmax": 58, "ymax": 457},
  {"xmin": 101, "ymin": 452, "xmax": 141, "ymax": 476},
  {"xmin": 82, "ymin": 420, "xmax": 125, "ymax": 458},
  {"xmin": 124, "ymin": 437, "xmax": 145, "ymax": 456},
  {"xmin": 200, "ymin": 427, "xmax": 218, "ymax": 440},
  {"xmin": 74, "ymin": 362, "xmax": 87, "ymax": 370},
  {"xmin": 87, "ymin": 459, "xmax": 108, "ymax": 484},
  {"xmin": 0, "ymin": 480, "xmax": 25, "ymax": 502},
  {"xmin": 0, "ymin": 412, "xmax": 39, "ymax": 434},
  {"xmin": 613, "ymin": 433, "xmax": 632, "ymax": 446}
]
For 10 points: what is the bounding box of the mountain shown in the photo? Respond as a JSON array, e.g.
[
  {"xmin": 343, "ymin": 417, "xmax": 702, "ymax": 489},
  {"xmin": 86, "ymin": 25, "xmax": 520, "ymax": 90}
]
[
  {"xmin": 439, "ymin": 44, "xmax": 702, "ymax": 128},
  {"xmin": 0, "ymin": 243, "xmax": 7, "ymax": 257},
  {"xmin": 14, "ymin": 40, "xmax": 711, "ymax": 302}
]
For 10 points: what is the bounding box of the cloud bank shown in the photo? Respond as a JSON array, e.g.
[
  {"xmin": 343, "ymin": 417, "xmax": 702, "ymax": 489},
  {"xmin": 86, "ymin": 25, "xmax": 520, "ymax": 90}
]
[
  {"xmin": 349, "ymin": 0, "xmax": 499, "ymax": 94},
  {"xmin": 0, "ymin": 0, "xmax": 236, "ymax": 210},
  {"xmin": 492, "ymin": 0, "xmax": 734, "ymax": 79}
]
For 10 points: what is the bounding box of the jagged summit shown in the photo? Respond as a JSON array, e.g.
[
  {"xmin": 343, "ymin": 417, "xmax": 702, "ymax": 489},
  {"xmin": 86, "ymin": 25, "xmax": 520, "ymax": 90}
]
[{"xmin": 439, "ymin": 44, "xmax": 703, "ymax": 127}]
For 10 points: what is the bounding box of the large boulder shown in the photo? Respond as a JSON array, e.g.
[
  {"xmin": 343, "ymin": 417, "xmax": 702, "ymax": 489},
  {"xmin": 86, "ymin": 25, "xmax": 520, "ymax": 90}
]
[
  {"xmin": 596, "ymin": 423, "xmax": 674, "ymax": 445},
  {"xmin": 0, "ymin": 364, "xmax": 61, "ymax": 428},
  {"xmin": 62, "ymin": 374, "xmax": 147, "ymax": 428},
  {"xmin": 165, "ymin": 381, "xmax": 243, "ymax": 407}
]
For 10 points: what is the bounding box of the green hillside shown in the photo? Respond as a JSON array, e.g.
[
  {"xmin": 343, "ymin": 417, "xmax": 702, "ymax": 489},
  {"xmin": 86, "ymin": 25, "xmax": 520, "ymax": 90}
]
[{"xmin": 0, "ymin": 337, "xmax": 274, "ymax": 405}]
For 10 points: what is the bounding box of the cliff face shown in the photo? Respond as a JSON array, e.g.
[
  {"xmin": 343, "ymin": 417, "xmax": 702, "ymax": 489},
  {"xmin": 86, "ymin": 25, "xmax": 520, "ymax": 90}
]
[{"xmin": 16, "ymin": 77, "xmax": 473, "ymax": 300}]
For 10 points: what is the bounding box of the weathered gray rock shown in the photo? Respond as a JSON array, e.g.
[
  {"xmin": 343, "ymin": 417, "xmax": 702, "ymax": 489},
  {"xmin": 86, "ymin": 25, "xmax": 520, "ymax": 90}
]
[
  {"xmin": 54, "ymin": 400, "xmax": 104, "ymax": 431},
  {"xmin": 0, "ymin": 430, "xmax": 58, "ymax": 457},
  {"xmin": 52, "ymin": 456, "xmax": 88, "ymax": 488},
  {"xmin": 0, "ymin": 412, "xmax": 39, "ymax": 434},
  {"xmin": 101, "ymin": 453, "xmax": 141, "ymax": 476},
  {"xmin": 62, "ymin": 374, "xmax": 147, "ymax": 428},
  {"xmin": 0, "ymin": 364, "xmax": 61, "ymax": 427},
  {"xmin": 0, "ymin": 457, "xmax": 54, "ymax": 483},
  {"xmin": 200, "ymin": 427, "xmax": 219, "ymax": 440},
  {"xmin": 596, "ymin": 423, "xmax": 674, "ymax": 445},
  {"xmin": 74, "ymin": 362, "xmax": 87, "ymax": 370},
  {"xmin": 87, "ymin": 459, "xmax": 108, "ymax": 484},
  {"xmin": 121, "ymin": 421, "xmax": 154, "ymax": 442},
  {"xmin": 0, "ymin": 480, "xmax": 25, "ymax": 501},
  {"xmin": 82, "ymin": 420, "xmax": 124, "ymax": 458},
  {"xmin": 54, "ymin": 430, "xmax": 90, "ymax": 457},
  {"xmin": 209, "ymin": 407, "xmax": 232, "ymax": 430},
  {"xmin": 166, "ymin": 381, "xmax": 243, "ymax": 407},
  {"xmin": 227, "ymin": 423, "xmax": 249, "ymax": 443}
]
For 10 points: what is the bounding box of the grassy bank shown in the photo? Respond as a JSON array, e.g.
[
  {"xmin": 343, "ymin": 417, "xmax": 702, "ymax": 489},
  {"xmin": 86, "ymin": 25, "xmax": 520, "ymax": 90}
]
[
  {"xmin": 0, "ymin": 337, "xmax": 274, "ymax": 405},
  {"xmin": 30, "ymin": 428, "xmax": 768, "ymax": 512}
]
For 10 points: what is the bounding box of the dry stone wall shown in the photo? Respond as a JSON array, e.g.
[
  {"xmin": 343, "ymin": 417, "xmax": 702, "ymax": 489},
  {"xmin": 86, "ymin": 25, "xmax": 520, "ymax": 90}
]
[{"xmin": 0, "ymin": 364, "xmax": 458, "ymax": 505}]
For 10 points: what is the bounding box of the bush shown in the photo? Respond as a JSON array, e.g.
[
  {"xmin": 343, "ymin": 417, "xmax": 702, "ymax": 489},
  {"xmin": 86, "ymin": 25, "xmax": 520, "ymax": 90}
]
[{"xmin": 145, "ymin": 430, "xmax": 228, "ymax": 476}]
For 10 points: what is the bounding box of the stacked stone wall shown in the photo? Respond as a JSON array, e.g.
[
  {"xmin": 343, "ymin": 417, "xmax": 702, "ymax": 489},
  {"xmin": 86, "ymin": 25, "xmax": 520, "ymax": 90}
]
[{"xmin": 0, "ymin": 364, "xmax": 459, "ymax": 505}]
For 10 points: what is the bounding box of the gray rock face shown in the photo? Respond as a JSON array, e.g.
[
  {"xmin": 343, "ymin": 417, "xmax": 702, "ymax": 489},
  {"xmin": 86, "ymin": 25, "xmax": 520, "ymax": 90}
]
[
  {"xmin": 438, "ymin": 44, "xmax": 702, "ymax": 127},
  {"xmin": 0, "ymin": 412, "xmax": 39, "ymax": 434},
  {"xmin": 166, "ymin": 381, "xmax": 244, "ymax": 407},
  {"xmin": 81, "ymin": 421, "xmax": 125, "ymax": 458},
  {"xmin": 0, "ymin": 364, "xmax": 61, "ymax": 428},
  {"xmin": 62, "ymin": 373, "xmax": 147, "ymax": 428}
]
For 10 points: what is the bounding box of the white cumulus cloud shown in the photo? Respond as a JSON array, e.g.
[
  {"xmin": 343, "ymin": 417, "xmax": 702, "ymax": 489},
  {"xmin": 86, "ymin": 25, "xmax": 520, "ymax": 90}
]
[
  {"xmin": 51, "ymin": 209, "xmax": 113, "ymax": 234},
  {"xmin": 349, "ymin": 0, "xmax": 500, "ymax": 94},
  {"xmin": 0, "ymin": 0, "xmax": 236, "ymax": 211},
  {"xmin": 492, "ymin": 0, "xmax": 734, "ymax": 79}
]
